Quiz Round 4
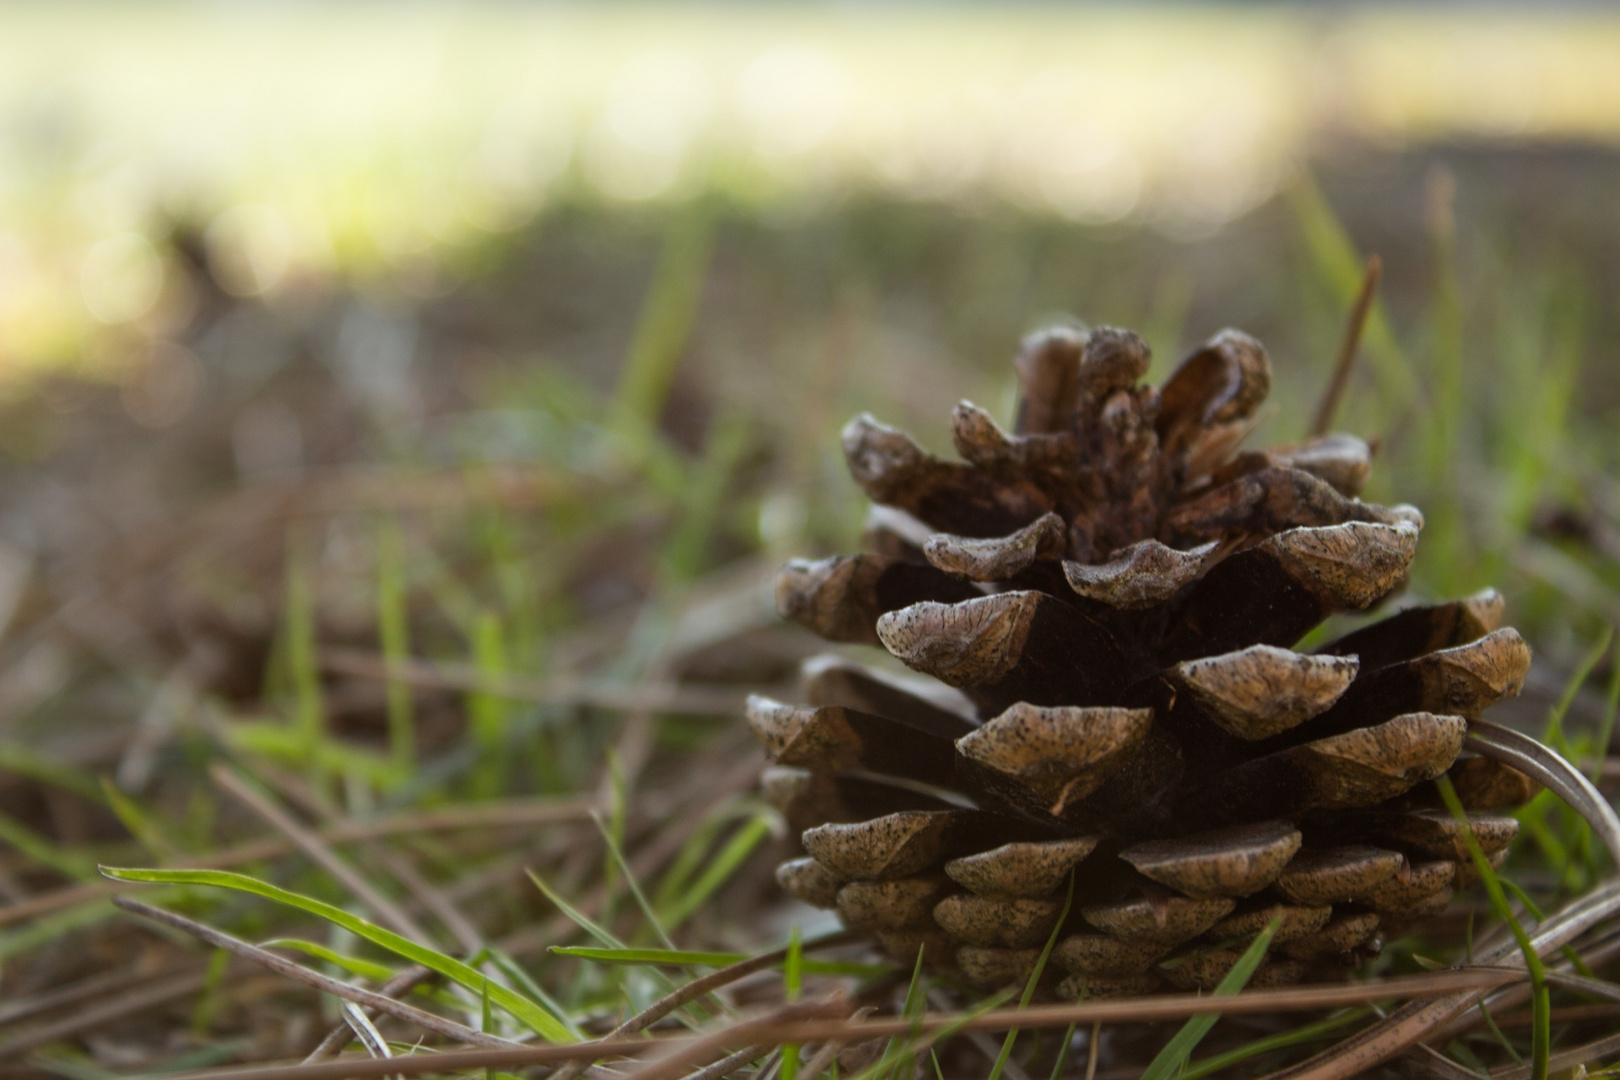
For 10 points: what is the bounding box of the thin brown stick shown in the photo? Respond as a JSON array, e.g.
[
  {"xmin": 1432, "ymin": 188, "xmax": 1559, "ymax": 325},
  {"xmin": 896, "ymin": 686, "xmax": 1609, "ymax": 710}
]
[
  {"xmin": 1085, "ymin": 1020, "xmax": 1101, "ymax": 1080},
  {"xmin": 131, "ymin": 969, "xmax": 1523, "ymax": 1080},
  {"xmin": 320, "ymin": 647, "xmax": 750, "ymax": 715},
  {"xmin": 0, "ymin": 968, "xmax": 213, "ymax": 1059},
  {"xmin": 0, "ymin": 962, "xmax": 201, "ymax": 1026},
  {"xmin": 112, "ymin": 897, "xmax": 515, "ymax": 1050},
  {"xmin": 209, "ymin": 764, "xmax": 430, "ymax": 943},
  {"xmin": 797, "ymin": 1006, "xmax": 875, "ymax": 1080},
  {"xmin": 549, "ymin": 930, "xmax": 859, "ymax": 1080},
  {"xmin": 680, "ymin": 1044, "xmax": 764, "ymax": 1080},
  {"xmin": 1496, "ymin": 1002, "xmax": 1620, "ymax": 1027},
  {"xmin": 1309, "ymin": 253, "xmax": 1383, "ymax": 436},
  {"xmin": 621, "ymin": 999, "xmax": 851, "ymax": 1080},
  {"xmin": 373, "ymin": 847, "xmax": 483, "ymax": 956},
  {"xmin": 0, "ymin": 795, "xmax": 599, "ymax": 928},
  {"xmin": 302, "ymin": 966, "xmax": 433, "ymax": 1062},
  {"xmin": 1492, "ymin": 1031, "xmax": 1620, "ymax": 1080}
]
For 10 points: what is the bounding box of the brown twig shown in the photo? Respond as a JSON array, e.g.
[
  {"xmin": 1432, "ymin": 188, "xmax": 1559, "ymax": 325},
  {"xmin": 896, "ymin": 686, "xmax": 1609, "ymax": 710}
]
[
  {"xmin": 1264, "ymin": 879, "xmax": 1620, "ymax": 1080},
  {"xmin": 209, "ymin": 764, "xmax": 430, "ymax": 943},
  {"xmin": 620, "ymin": 999, "xmax": 851, "ymax": 1080},
  {"xmin": 0, "ymin": 969, "xmax": 212, "ymax": 1059},
  {"xmin": 548, "ymin": 930, "xmax": 859, "ymax": 1080},
  {"xmin": 128, "ymin": 969, "xmax": 1523, "ymax": 1080},
  {"xmin": 0, "ymin": 962, "xmax": 201, "ymax": 1026},
  {"xmin": 112, "ymin": 897, "xmax": 516, "ymax": 1050},
  {"xmin": 302, "ymin": 966, "xmax": 433, "ymax": 1062},
  {"xmin": 678, "ymin": 1044, "xmax": 765, "ymax": 1080},
  {"xmin": 1309, "ymin": 254, "xmax": 1383, "ymax": 437}
]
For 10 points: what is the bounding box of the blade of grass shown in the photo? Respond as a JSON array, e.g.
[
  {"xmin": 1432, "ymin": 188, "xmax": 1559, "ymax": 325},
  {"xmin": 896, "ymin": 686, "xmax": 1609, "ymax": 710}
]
[
  {"xmin": 1437, "ymin": 776, "xmax": 1549, "ymax": 1080},
  {"xmin": 467, "ymin": 610, "xmax": 509, "ymax": 800},
  {"xmin": 592, "ymin": 809, "xmax": 676, "ymax": 950},
  {"xmin": 100, "ymin": 776, "xmax": 180, "ymax": 861},
  {"xmin": 606, "ymin": 203, "xmax": 716, "ymax": 465},
  {"xmin": 989, "ymin": 870, "xmax": 1076, "ymax": 1080},
  {"xmin": 262, "ymin": 939, "xmax": 399, "ymax": 982},
  {"xmin": 99, "ymin": 866, "xmax": 573, "ymax": 1043},
  {"xmin": 284, "ymin": 540, "xmax": 324, "ymax": 770},
  {"xmin": 1542, "ymin": 626, "xmax": 1612, "ymax": 754},
  {"xmin": 1139, "ymin": 916, "xmax": 1282, "ymax": 1080},
  {"xmin": 550, "ymin": 946, "xmax": 880, "ymax": 978},
  {"xmin": 376, "ymin": 516, "xmax": 415, "ymax": 783},
  {"xmin": 1591, "ymin": 634, "xmax": 1620, "ymax": 786},
  {"xmin": 783, "ymin": 927, "xmax": 803, "ymax": 1080},
  {"xmin": 1180, "ymin": 1009, "xmax": 1368, "ymax": 1080},
  {"xmin": 0, "ymin": 810, "xmax": 96, "ymax": 881},
  {"xmin": 658, "ymin": 811, "xmax": 775, "ymax": 931}
]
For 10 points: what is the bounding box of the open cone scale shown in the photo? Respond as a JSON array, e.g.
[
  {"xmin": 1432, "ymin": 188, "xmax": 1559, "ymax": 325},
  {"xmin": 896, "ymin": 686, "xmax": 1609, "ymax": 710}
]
[{"xmin": 751, "ymin": 324, "xmax": 1539, "ymax": 996}]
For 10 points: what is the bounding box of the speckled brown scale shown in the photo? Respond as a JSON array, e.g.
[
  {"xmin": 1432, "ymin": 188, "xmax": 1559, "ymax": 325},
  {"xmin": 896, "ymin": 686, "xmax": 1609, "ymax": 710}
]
[
  {"xmin": 932, "ymin": 894, "xmax": 1063, "ymax": 949},
  {"xmin": 1453, "ymin": 847, "xmax": 1509, "ymax": 888},
  {"xmin": 1082, "ymin": 889, "xmax": 1236, "ymax": 945},
  {"xmin": 1281, "ymin": 911, "xmax": 1382, "ymax": 961},
  {"xmin": 875, "ymin": 928, "xmax": 958, "ymax": 965},
  {"xmin": 756, "ymin": 319, "xmax": 1539, "ymax": 996},
  {"xmin": 1062, "ymin": 540, "xmax": 1218, "ymax": 609},
  {"xmin": 1446, "ymin": 756, "xmax": 1541, "ymax": 810},
  {"xmin": 835, "ymin": 877, "xmax": 952, "ymax": 932},
  {"xmin": 1274, "ymin": 846, "xmax": 1404, "ymax": 905},
  {"xmin": 1056, "ymin": 972, "xmax": 1163, "ymax": 1000},
  {"xmin": 944, "ymin": 838, "xmax": 1099, "ymax": 898},
  {"xmin": 776, "ymin": 857, "xmax": 843, "ymax": 909},
  {"xmin": 1362, "ymin": 808, "xmax": 1520, "ymax": 862},
  {"xmin": 924, "ymin": 513, "xmax": 1068, "ymax": 582},
  {"xmin": 1170, "ymin": 646, "xmax": 1359, "ymax": 741},
  {"xmin": 803, "ymin": 811, "xmax": 957, "ymax": 881},
  {"xmin": 1208, "ymin": 902, "xmax": 1333, "ymax": 944},
  {"xmin": 1120, "ymin": 821, "xmax": 1301, "ymax": 898},
  {"xmin": 746, "ymin": 697, "xmax": 865, "ymax": 770},
  {"xmin": 955, "ymin": 703, "xmax": 1151, "ymax": 814},
  {"xmin": 1354, "ymin": 859, "xmax": 1455, "ymax": 913},
  {"xmin": 956, "ymin": 946, "xmax": 1041, "ymax": 989},
  {"xmin": 1054, "ymin": 934, "xmax": 1169, "ymax": 978}
]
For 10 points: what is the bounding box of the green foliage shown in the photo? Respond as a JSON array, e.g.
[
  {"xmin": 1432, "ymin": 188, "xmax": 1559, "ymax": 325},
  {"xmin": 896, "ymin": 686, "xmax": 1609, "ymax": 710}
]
[
  {"xmin": 1141, "ymin": 917, "xmax": 1282, "ymax": 1080},
  {"xmin": 100, "ymin": 867, "xmax": 575, "ymax": 1043}
]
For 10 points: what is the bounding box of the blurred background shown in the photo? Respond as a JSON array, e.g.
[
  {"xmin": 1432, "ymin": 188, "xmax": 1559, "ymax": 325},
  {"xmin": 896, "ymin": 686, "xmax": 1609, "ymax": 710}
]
[{"xmin": 2, "ymin": 0, "xmax": 1620, "ymax": 1066}]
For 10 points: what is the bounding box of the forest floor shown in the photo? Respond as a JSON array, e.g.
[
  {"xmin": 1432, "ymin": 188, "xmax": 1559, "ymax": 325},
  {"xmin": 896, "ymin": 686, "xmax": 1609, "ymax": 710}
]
[{"xmin": 0, "ymin": 145, "xmax": 1619, "ymax": 1078}]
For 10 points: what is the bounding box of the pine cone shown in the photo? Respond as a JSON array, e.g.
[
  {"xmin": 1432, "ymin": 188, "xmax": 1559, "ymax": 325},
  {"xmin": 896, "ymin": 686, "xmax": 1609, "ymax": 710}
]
[{"xmin": 752, "ymin": 325, "xmax": 1538, "ymax": 997}]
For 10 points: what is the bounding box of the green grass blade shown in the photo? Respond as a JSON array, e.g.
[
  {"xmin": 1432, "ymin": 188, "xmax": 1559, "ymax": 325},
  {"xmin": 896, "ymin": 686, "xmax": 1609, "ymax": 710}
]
[
  {"xmin": 527, "ymin": 868, "xmax": 625, "ymax": 951},
  {"xmin": 0, "ymin": 741, "xmax": 106, "ymax": 803},
  {"xmin": 659, "ymin": 812, "xmax": 774, "ymax": 931},
  {"xmin": 1438, "ymin": 777, "xmax": 1549, "ymax": 1080},
  {"xmin": 467, "ymin": 609, "xmax": 509, "ymax": 799},
  {"xmin": 551, "ymin": 947, "xmax": 746, "ymax": 966},
  {"xmin": 606, "ymin": 204, "xmax": 715, "ymax": 459},
  {"xmin": 260, "ymin": 938, "xmax": 398, "ymax": 982},
  {"xmin": 376, "ymin": 515, "xmax": 415, "ymax": 782},
  {"xmin": 1591, "ymin": 633, "xmax": 1620, "ymax": 786},
  {"xmin": 1543, "ymin": 626, "xmax": 1612, "ymax": 753},
  {"xmin": 783, "ymin": 926, "xmax": 803, "ymax": 1080},
  {"xmin": 988, "ymin": 870, "xmax": 1075, "ymax": 1080},
  {"xmin": 1180, "ymin": 1009, "xmax": 1367, "ymax": 1080},
  {"xmin": 283, "ymin": 543, "xmax": 324, "ymax": 766},
  {"xmin": 592, "ymin": 808, "xmax": 676, "ymax": 950},
  {"xmin": 100, "ymin": 866, "xmax": 574, "ymax": 1043},
  {"xmin": 0, "ymin": 810, "xmax": 96, "ymax": 881},
  {"xmin": 100, "ymin": 776, "xmax": 179, "ymax": 861},
  {"xmin": 1140, "ymin": 916, "xmax": 1282, "ymax": 1080}
]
